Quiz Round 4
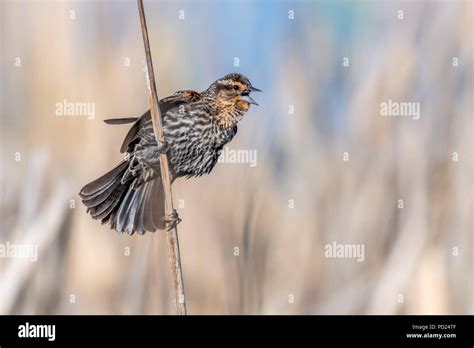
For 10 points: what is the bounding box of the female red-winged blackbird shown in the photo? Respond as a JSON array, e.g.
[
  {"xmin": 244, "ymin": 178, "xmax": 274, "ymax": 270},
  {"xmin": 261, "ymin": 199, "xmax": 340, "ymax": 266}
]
[{"xmin": 79, "ymin": 73, "xmax": 260, "ymax": 235}]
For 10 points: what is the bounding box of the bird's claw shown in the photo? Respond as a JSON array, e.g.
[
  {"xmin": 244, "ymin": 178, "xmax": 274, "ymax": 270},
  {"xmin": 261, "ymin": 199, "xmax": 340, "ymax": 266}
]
[
  {"xmin": 157, "ymin": 140, "xmax": 169, "ymax": 154},
  {"xmin": 164, "ymin": 209, "xmax": 181, "ymax": 231}
]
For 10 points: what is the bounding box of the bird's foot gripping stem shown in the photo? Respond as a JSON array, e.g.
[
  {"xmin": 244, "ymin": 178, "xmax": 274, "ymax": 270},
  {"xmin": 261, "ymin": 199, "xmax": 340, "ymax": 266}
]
[
  {"xmin": 157, "ymin": 140, "xmax": 169, "ymax": 154},
  {"xmin": 164, "ymin": 209, "xmax": 182, "ymax": 231}
]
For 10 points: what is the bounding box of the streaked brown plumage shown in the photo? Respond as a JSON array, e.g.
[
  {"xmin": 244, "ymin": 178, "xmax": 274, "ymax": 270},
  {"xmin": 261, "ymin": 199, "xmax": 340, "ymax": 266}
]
[{"xmin": 79, "ymin": 73, "xmax": 260, "ymax": 235}]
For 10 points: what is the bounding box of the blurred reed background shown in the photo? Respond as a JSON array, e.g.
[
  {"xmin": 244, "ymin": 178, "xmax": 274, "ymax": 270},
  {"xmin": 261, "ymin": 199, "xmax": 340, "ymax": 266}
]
[{"xmin": 0, "ymin": 0, "xmax": 472, "ymax": 314}]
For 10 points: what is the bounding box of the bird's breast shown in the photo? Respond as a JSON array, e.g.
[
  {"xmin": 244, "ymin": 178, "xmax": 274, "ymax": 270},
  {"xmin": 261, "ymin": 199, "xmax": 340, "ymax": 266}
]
[{"xmin": 165, "ymin": 119, "xmax": 237, "ymax": 178}]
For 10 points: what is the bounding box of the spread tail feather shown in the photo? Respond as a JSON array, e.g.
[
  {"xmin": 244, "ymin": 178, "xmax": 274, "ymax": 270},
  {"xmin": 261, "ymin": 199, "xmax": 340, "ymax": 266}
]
[{"xmin": 79, "ymin": 161, "xmax": 165, "ymax": 234}]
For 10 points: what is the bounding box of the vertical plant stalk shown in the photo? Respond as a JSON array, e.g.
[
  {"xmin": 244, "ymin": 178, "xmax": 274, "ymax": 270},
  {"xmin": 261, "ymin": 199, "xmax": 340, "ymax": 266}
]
[{"xmin": 137, "ymin": 0, "xmax": 187, "ymax": 315}]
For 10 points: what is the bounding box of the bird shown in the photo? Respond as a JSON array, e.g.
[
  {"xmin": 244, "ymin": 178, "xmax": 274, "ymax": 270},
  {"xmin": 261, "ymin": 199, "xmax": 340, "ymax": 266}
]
[{"xmin": 79, "ymin": 73, "xmax": 260, "ymax": 235}]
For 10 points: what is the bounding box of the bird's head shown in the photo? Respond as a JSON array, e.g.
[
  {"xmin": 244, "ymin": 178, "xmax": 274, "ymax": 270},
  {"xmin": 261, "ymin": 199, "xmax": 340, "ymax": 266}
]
[{"xmin": 206, "ymin": 73, "xmax": 261, "ymax": 126}]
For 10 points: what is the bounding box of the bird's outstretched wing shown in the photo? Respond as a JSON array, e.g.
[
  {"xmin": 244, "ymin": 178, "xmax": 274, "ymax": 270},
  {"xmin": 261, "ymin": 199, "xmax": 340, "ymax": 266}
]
[
  {"xmin": 103, "ymin": 117, "xmax": 139, "ymax": 125},
  {"xmin": 103, "ymin": 90, "xmax": 201, "ymax": 154}
]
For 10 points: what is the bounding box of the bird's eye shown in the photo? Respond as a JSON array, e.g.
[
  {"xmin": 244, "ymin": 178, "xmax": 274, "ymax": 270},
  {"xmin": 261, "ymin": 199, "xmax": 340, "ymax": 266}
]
[{"xmin": 233, "ymin": 85, "xmax": 240, "ymax": 91}]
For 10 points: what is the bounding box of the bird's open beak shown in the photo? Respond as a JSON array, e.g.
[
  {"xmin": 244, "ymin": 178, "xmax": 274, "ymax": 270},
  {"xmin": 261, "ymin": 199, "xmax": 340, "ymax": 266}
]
[
  {"xmin": 241, "ymin": 95, "xmax": 259, "ymax": 106},
  {"xmin": 241, "ymin": 86, "xmax": 261, "ymax": 106},
  {"xmin": 248, "ymin": 86, "xmax": 262, "ymax": 93}
]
